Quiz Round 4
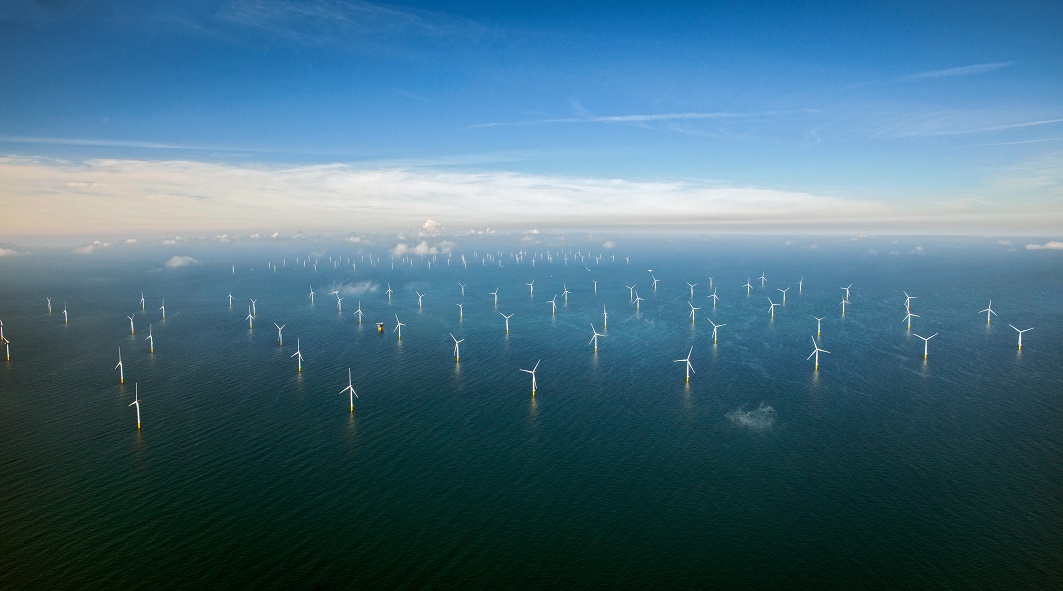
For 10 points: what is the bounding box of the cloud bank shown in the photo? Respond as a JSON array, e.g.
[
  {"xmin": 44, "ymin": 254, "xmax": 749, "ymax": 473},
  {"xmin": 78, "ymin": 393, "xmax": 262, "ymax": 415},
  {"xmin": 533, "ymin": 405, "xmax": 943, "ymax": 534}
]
[
  {"xmin": 1025, "ymin": 240, "xmax": 1063, "ymax": 250},
  {"xmin": 164, "ymin": 255, "xmax": 201, "ymax": 268}
]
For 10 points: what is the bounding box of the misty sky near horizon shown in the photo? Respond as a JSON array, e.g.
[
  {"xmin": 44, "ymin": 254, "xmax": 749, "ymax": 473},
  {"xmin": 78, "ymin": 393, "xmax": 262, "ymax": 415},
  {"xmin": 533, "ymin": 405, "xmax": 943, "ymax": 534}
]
[{"xmin": 1, "ymin": 0, "xmax": 1062, "ymax": 239}]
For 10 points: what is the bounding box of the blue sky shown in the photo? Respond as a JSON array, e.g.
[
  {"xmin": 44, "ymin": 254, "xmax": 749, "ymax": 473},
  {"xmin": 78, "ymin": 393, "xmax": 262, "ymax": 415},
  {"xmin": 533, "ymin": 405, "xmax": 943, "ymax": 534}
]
[{"xmin": 1, "ymin": 0, "xmax": 1061, "ymax": 237}]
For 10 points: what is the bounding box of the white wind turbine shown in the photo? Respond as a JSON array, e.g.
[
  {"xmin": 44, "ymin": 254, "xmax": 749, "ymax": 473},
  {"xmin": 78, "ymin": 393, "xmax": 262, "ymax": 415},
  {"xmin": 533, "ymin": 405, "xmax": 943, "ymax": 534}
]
[
  {"xmin": 626, "ymin": 284, "xmax": 635, "ymax": 300},
  {"xmin": 140, "ymin": 291, "xmax": 145, "ymax": 311},
  {"xmin": 807, "ymin": 335, "xmax": 830, "ymax": 371},
  {"xmin": 708, "ymin": 288, "xmax": 719, "ymax": 308},
  {"xmin": 839, "ymin": 299, "xmax": 848, "ymax": 316},
  {"xmin": 394, "ymin": 315, "xmax": 405, "ymax": 340},
  {"xmin": 339, "ymin": 369, "xmax": 359, "ymax": 413},
  {"xmin": 651, "ymin": 275, "xmax": 660, "ymax": 290},
  {"xmin": 500, "ymin": 312, "xmax": 513, "ymax": 334},
  {"xmin": 47, "ymin": 297, "xmax": 52, "ymax": 314},
  {"xmin": 274, "ymin": 323, "xmax": 285, "ymax": 346},
  {"xmin": 2, "ymin": 336, "xmax": 9, "ymax": 362},
  {"xmin": 385, "ymin": 284, "xmax": 393, "ymax": 302},
  {"xmin": 548, "ymin": 295, "xmax": 557, "ymax": 315},
  {"xmin": 336, "ymin": 296, "xmax": 343, "ymax": 312},
  {"xmin": 687, "ymin": 282, "xmax": 697, "ymax": 298},
  {"xmin": 458, "ymin": 282, "xmax": 466, "ymax": 298},
  {"xmin": 798, "ymin": 277, "xmax": 804, "ymax": 294},
  {"xmin": 245, "ymin": 305, "xmax": 254, "ymax": 329},
  {"xmin": 527, "ymin": 279, "xmax": 535, "ymax": 296},
  {"xmin": 1008, "ymin": 324, "xmax": 1033, "ymax": 350},
  {"xmin": 593, "ymin": 279, "xmax": 598, "ymax": 294},
  {"xmin": 519, "ymin": 359, "xmax": 540, "ymax": 396},
  {"xmin": 355, "ymin": 302, "xmax": 364, "ymax": 324},
  {"xmin": 562, "ymin": 285, "xmax": 571, "ymax": 303},
  {"xmin": 160, "ymin": 299, "xmax": 166, "ymax": 320},
  {"xmin": 708, "ymin": 319, "xmax": 726, "ymax": 344},
  {"xmin": 841, "ymin": 284, "xmax": 852, "ymax": 301},
  {"xmin": 116, "ymin": 348, "xmax": 124, "ymax": 384},
  {"xmin": 903, "ymin": 311, "xmax": 919, "ymax": 331},
  {"xmin": 228, "ymin": 293, "xmax": 234, "ymax": 308},
  {"xmin": 416, "ymin": 292, "xmax": 424, "ymax": 309},
  {"xmin": 589, "ymin": 323, "xmax": 605, "ymax": 352},
  {"xmin": 777, "ymin": 287, "xmax": 790, "ymax": 303},
  {"xmin": 758, "ymin": 272, "xmax": 767, "ymax": 287},
  {"xmin": 127, "ymin": 315, "xmax": 135, "ymax": 335},
  {"xmin": 812, "ymin": 315, "xmax": 826, "ymax": 337},
  {"xmin": 489, "ymin": 288, "xmax": 499, "ymax": 305},
  {"xmin": 903, "ymin": 291, "xmax": 917, "ymax": 312},
  {"xmin": 308, "ymin": 286, "xmax": 315, "ymax": 304},
  {"xmin": 129, "ymin": 384, "xmax": 142, "ymax": 430},
  {"xmin": 980, "ymin": 301, "xmax": 997, "ymax": 325},
  {"xmin": 913, "ymin": 332, "xmax": 938, "ymax": 360},
  {"xmin": 450, "ymin": 333, "xmax": 464, "ymax": 362},
  {"xmin": 63, "ymin": 302, "xmax": 68, "ymax": 324},
  {"xmin": 456, "ymin": 302, "xmax": 463, "ymax": 320},
  {"xmin": 674, "ymin": 346, "xmax": 694, "ymax": 383},
  {"xmin": 743, "ymin": 279, "xmax": 753, "ymax": 296},
  {"xmin": 291, "ymin": 338, "xmax": 304, "ymax": 372},
  {"xmin": 688, "ymin": 301, "xmax": 700, "ymax": 324},
  {"xmin": 602, "ymin": 304, "xmax": 608, "ymax": 329},
  {"xmin": 249, "ymin": 298, "xmax": 255, "ymax": 317},
  {"xmin": 767, "ymin": 297, "xmax": 779, "ymax": 319},
  {"xmin": 145, "ymin": 324, "xmax": 154, "ymax": 353},
  {"xmin": 633, "ymin": 292, "xmax": 643, "ymax": 312}
]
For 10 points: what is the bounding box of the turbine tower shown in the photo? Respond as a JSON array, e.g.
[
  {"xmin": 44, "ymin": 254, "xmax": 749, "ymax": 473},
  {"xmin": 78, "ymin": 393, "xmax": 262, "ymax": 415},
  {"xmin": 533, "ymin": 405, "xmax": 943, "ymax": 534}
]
[
  {"xmin": 807, "ymin": 336, "xmax": 830, "ymax": 371},
  {"xmin": 674, "ymin": 346, "xmax": 694, "ymax": 383},
  {"xmin": 520, "ymin": 359, "xmax": 540, "ymax": 396},
  {"xmin": 1008, "ymin": 324, "xmax": 1033, "ymax": 350}
]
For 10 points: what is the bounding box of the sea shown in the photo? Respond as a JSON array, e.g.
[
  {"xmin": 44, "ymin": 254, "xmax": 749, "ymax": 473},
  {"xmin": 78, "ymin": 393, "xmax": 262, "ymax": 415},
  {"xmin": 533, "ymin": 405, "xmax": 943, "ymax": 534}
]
[{"xmin": 1, "ymin": 234, "xmax": 1061, "ymax": 589}]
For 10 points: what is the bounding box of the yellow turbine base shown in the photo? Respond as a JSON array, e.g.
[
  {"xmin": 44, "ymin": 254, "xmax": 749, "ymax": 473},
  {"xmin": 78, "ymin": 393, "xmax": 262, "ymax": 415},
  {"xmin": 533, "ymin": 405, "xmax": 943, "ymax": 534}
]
[
  {"xmin": 120, "ymin": 378, "xmax": 124, "ymax": 384},
  {"xmin": 685, "ymin": 377, "xmax": 689, "ymax": 383},
  {"xmin": 136, "ymin": 423, "xmax": 141, "ymax": 429}
]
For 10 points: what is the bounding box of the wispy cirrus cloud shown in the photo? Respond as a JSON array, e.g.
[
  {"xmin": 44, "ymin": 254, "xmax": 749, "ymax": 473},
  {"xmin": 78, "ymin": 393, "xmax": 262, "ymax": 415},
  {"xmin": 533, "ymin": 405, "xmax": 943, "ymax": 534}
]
[
  {"xmin": 472, "ymin": 111, "xmax": 748, "ymax": 129},
  {"xmin": 899, "ymin": 61, "xmax": 1013, "ymax": 81}
]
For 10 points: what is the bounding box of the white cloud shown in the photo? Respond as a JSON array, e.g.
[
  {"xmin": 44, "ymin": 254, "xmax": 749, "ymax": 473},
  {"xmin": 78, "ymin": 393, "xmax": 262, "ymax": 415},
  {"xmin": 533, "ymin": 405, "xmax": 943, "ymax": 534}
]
[
  {"xmin": 250, "ymin": 233, "xmax": 261, "ymax": 239},
  {"xmin": 0, "ymin": 248, "xmax": 20, "ymax": 257},
  {"xmin": 328, "ymin": 280, "xmax": 379, "ymax": 296},
  {"xmin": 215, "ymin": 234, "xmax": 231, "ymax": 242},
  {"xmin": 391, "ymin": 239, "xmax": 455, "ymax": 257},
  {"xmin": 346, "ymin": 235, "xmax": 364, "ymax": 243},
  {"xmin": 601, "ymin": 240, "xmax": 616, "ymax": 249},
  {"xmin": 164, "ymin": 255, "xmax": 201, "ymax": 268},
  {"xmin": 1025, "ymin": 240, "xmax": 1063, "ymax": 250},
  {"xmin": 73, "ymin": 240, "xmax": 110, "ymax": 254},
  {"xmin": 419, "ymin": 219, "xmax": 445, "ymax": 237}
]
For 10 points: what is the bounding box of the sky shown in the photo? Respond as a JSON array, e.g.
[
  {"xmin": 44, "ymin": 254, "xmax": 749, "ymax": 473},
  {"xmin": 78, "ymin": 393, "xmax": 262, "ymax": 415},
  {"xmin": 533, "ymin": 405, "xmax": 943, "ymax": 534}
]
[{"xmin": 1, "ymin": 0, "xmax": 1062, "ymax": 239}]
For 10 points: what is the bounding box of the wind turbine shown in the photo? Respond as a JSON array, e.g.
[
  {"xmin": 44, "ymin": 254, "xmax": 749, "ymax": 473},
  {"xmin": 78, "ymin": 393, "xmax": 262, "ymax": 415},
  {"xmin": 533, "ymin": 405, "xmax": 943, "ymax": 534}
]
[
  {"xmin": 63, "ymin": 303, "xmax": 68, "ymax": 324},
  {"xmin": 903, "ymin": 291, "xmax": 917, "ymax": 312},
  {"xmin": 308, "ymin": 286, "xmax": 315, "ymax": 304},
  {"xmin": 456, "ymin": 302, "xmax": 463, "ymax": 320},
  {"xmin": 777, "ymin": 287, "xmax": 790, "ymax": 303},
  {"xmin": 562, "ymin": 285, "xmax": 571, "ymax": 303},
  {"xmin": 416, "ymin": 292, "xmax": 424, "ymax": 309},
  {"xmin": 2, "ymin": 337, "xmax": 8, "ymax": 362},
  {"xmin": 450, "ymin": 333, "xmax": 464, "ymax": 362},
  {"xmin": 245, "ymin": 305, "xmax": 254, "ymax": 329},
  {"xmin": 355, "ymin": 302, "xmax": 364, "ymax": 324},
  {"xmin": 903, "ymin": 311, "xmax": 919, "ymax": 331},
  {"xmin": 1008, "ymin": 324, "xmax": 1033, "ymax": 350},
  {"xmin": 250, "ymin": 298, "xmax": 256, "ymax": 317},
  {"xmin": 767, "ymin": 297, "xmax": 779, "ymax": 319},
  {"xmin": 386, "ymin": 284, "xmax": 393, "ymax": 302},
  {"xmin": 812, "ymin": 315, "xmax": 826, "ymax": 337},
  {"xmin": 913, "ymin": 332, "xmax": 938, "ymax": 359},
  {"xmin": 393, "ymin": 315, "xmax": 405, "ymax": 340},
  {"xmin": 127, "ymin": 315, "xmax": 135, "ymax": 335},
  {"xmin": 708, "ymin": 288, "xmax": 719, "ymax": 308},
  {"xmin": 981, "ymin": 301, "xmax": 997, "ymax": 324},
  {"xmin": 589, "ymin": 323, "xmax": 605, "ymax": 352},
  {"xmin": 519, "ymin": 359, "xmax": 540, "ymax": 395},
  {"xmin": 602, "ymin": 304, "xmax": 608, "ymax": 330},
  {"xmin": 688, "ymin": 301, "xmax": 700, "ymax": 324},
  {"xmin": 47, "ymin": 297, "xmax": 52, "ymax": 314},
  {"xmin": 626, "ymin": 284, "xmax": 635, "ymax": 300},
  {"xmin": 687, "ymin": 282, "xmax": 697, "ymax": 298},
  {"xmin": 500, "ymin": 312, "xmax": 513, "ymax": 334},
  {"xmin": 336, "ymin": 296, "xmax": 343, "ymax": 312},
  {"xmin": 339, "ymin": 369, "xmax": 358, "ymax": 412},
  {"xmin": 458, "ymin": 282, "xmax": 466, "ymax": 298},
  {"xmin": 291, "ymin": 338, "xmax": 304, "ymax": 372},
  {"xmin": 807, "ymin": 336, "xmax": 830, "ymax": 371},
  {"xmin": 116, "ymin": 348, "xmax": 124, "ymax": 384},
  {"xmin": 743, "ymin": 279, "xmax": 753, "ymax": 296},
  {"xmin": 129, "ymin": 384, "xmax": 141, "ymax": 429},
  {"xmin": 674, "ymin": 346, "xmax": 694, "ymax": 383},
  {"xmin": 798, "ymin": 277, "xmax": 804, "ymax": 295},
  {"xmin": 159, "ymin": 299, "xmax": 166, "ymax": 320},
  {"xmin": 489, "ymin": 288, "xmax": 499, "ymax": 305},
  {"xmin": 274, "ymin": 323, "xmax": 285, "ymax": 346},
  {"xmin": 651, "ymin": 275, "xmax": 660, "ymax": 290},
  {"xmin": 839, "ymin": 299, "xmax": 848, "ymax": 316},
  {"xmin": 140, "ymin": 291, "xmax": 145, "ymax": 311},
  {"xmin": 592, "ymin": 279, "xmax": 598, "ymax": 294},
  {"xmin": 841, "ymin": 284, "xmax": 852, "ymax": 301},
  {"xmin": 548, "ymin": 295, "xmax": 557, "ymax": 315},
  {"xmin": 633, "ymin": 292, "xmax": 643, "ymax": 312},
  {"xmin": 228, "ymin": 293, "xmax": 234, "ymax": 308},
  {"xmin": 527, "ymin": 279, "xmax": 535, "ymax": 296},
  {"xmin": 145, "ymin": 324, "xmax": 154, "ymax": 353},
  {"xmin": 708, "ymin": 319, "xmax": 726, "ymax": 344}
]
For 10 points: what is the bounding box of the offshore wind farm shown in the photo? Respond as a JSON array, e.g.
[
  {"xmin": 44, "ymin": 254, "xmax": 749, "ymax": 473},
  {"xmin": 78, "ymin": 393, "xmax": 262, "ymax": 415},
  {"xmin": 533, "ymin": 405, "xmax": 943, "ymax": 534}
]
[{"xmin": 1, "ymin": 235, "xmax": 1062, "ymax": 588}]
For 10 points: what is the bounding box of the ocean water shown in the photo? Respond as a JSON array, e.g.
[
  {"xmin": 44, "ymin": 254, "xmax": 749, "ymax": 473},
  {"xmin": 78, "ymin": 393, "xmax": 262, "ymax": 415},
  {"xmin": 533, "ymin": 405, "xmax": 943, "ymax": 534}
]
[{"xmin": 1, "ymin": 236, "xmax": 1061, "ymax": 589}]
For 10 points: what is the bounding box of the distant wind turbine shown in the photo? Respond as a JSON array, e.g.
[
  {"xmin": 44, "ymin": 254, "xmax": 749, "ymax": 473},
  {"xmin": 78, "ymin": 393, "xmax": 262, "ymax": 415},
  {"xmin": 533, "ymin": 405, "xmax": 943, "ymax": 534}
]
[
  {"xmin": 500, "ymin": 312, "xmax": 513, "ymax": 334},
  {"xmin": 339, "ymin": 369, "xmax": 359, "ymax": 413},
  {"xmin": 651, "ymin": 275, "xmax": 660, "ymax": 290},
  {"xmin": 980, "ymin": 301, "xmax": 997, "ymax": 325},
  {"xmin": 228, "ymin": 293, "xmax": 234, "ymax": 308},
  {"xmin": 767, "ymin": 297, "xmax": 779, "ymax": 319},
  {"xmin": 633, "ymin": 292, "xmax": 643, "ymax": 312},
  {"xmin": 159, "ymin": 299, "xmax": 166, "ymax": 320},
  {"xmin": 291, "ymin": 338, "xmax": 303, "ymax": 372},
  {"xmin": 145, "ymin": 324, "xmax": 154, "ymax": 354},
  {"xmin": 116, "ymin": 348, "xmax": 124, "ymax": 384},
  {"xmin": 812, "ymin": 315, "xmax": 826, "ymax": 337},
  {"xmin": 245, "ymin": 306, "xmax": 254, "ymax": 329},
  {"xmin": 47, "ymin": 297, "xmax": 52, "ymax": 314},
  {"xmin": 562, "ymin": 285, "xmax": 571, "ymax": 303},
  {"xmin": 589, "ymin": 323, "xmax": 605, "ymax": 352},
  {"xmin": 274, "ymin": 323, "xmax": 285, "ymax": 346},
  {"xmin": 903, "ymin": 291, "xmax": 917, "ymax": 311},
  {"xmin": 394, "ymin": 315, "xmax": 405, "ymax": 340},
  {"xmin": 308, "ymin": 286, "xmax": 315, "ymax": 304},
  {"xmin": 674, "ymin": 346, "xmax": 694, "ymax": 383},
  {"xmin": 527, "ymin": 279, "xmax": 535, "ymax": 296},
  {"xmin": 1008, "ymin": 324, "xmax": 1033, "ymax": 350},
  {"xmin": 416, "ymin": 291, "xmax": 424, "ymax": 309},
  {"xmin": 602, "ymin": 304, "xmax": 608, "ymax": 330},
  {"xmin": 63, "ymin": 302, "xmax": 68, "ymax": 324},
  {"xmin": 355, "ymin": 302, "xmax": 363, "ymax": 324},
  {"xmin": 903, "ymin": 311, "xmax": 919, "ymax": 331},
  {"xmin": 520, "ymin": 359, "xmax": 540, "ymax": 395},
  {"xmin": 841, "ymin": 284, "xmax": 852, "ymax": 301},
  {"xmin": 140, "ymin": 291, "xmax": 145, "ymax": 311},
  {"xmin": 687, "ymin": 282, "xmax": 697, "ymax": 298},
  {"xmin": 913, "ymin": 332, "xmax": 938, "ymax": 360},
  {"xmin": 708, "ymin": 319, "xmax": 726, "ymax": 344},
  {"xmin": 708, "ymin": 288, "xmax": 719, "ymax": 308},
  {"xmin": 386, "ymin": 284, "xmax": 393, "ymax": 301},
  {"xmin": 688, "ymin": 301, "xmax": 700, "ymax": 324},
  {"xmin": 626, "ymin": 284, "xmax": 635, "ymax": 300},
  {"xmin": 450, "ymin": 333, "xmax": 464, "ymax": 362},
  {"xmin": 489, "ymin": 288, "xmax": 499, "ymax": 305},
  {"xmin": 249, "ymin": 298, "xmax": 255, "ymax": 317},
  {"xmin": 129, "ymin": 384, "xmax": 142, "ymax": 429},
  {"xmin": 777, "ymin": 287, "xmax": 790, "ymax": 303},
  {"xmin": 458, "ymin": 282, "xmax": 466, "ymax": 298},
  {"xmin": 743, "ymin": 279, "xmax": 753, "ymax": 296},
  {"xmin": 807, "ymin": 336, "xmax": 830, "ymax": 371},
  {"xmin": 127, "ymin": 315, "xmax": 135, "ymax": 335},
  {"xmin": 456, "ymin": 302, "xmax": 463, "ymax": 320}
]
